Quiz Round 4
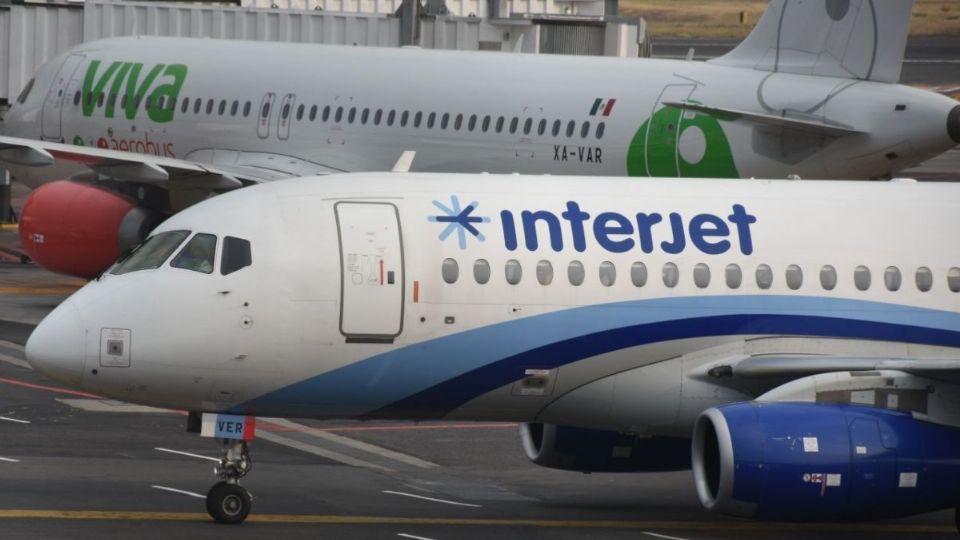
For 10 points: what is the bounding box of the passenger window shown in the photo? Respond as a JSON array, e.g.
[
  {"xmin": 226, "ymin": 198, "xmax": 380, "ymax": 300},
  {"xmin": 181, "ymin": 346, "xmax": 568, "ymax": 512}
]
[
  {"xmin": 427, "ymin": 112, "xmax": 436, "ymax": 128},
  {"xmin": 510, "ymin": 117, "xmax": 519, "ymax": 134},
  {"xmin": 219, "ymin": 100, "xmax": 227, "ymax": 115},
  {"xmin": 221, "ymin": 237, "xmax": 252, "ymax": 276},
  {"xmin": 348, "ymin": 107, "xmax": 357, "ymax": 123},
  {"xmin": 599, "ymin": 261, "xmax": 616, "ymax": 287},
  {"xmin": 441, "ymin": 258, "xmax": 459, "ymax": 284},
  {"xmin": 374, "ymin": 109, "xmax": 383, "ymax": 125},
  {"xmin": 580, "ymin": 121, "xmax": 590, "ymax": 138},
  {"xmin": 309, "ymin": 105, "xmax": 318, "ymax": 121},
  {"xmin": 137, "ymin": 94, "xmax": 144, "ymax": 110},
  {"xmin": 441, "ymin": 113, "xmax": 449, "ymax": 129},
  {"xmin": 568, "ymin": 260, "xmax": 585, "ymax": 286},
  {"xmin": 693, "ymin": 263, "xmax": 710, "ymax": 288},
  {"xmin": 413, "ymin": 111, "xmax": 422, "ymax": 128},
  {"xmin": 474, "ymin": 259, "xmax": 491, "ymax": 284},
  {"xmin": 387, "ymin": 110, "xmax": 396, "ymax": 126},
  {"xmin": 536, "ymin": 260, "xmax": 554, "ymax": 286},
  {"xmin": 243, "ymin": 101, "xmax": 251, "ymax": 117},
  {"xmin": 231, "ymin": 100, "xmax": 239, "ymax": 116},
  {"xmin": 171, "ymin": 233, "xmax": 217, "ymax": 274},
  {"xmin": 73, "ymin": 90, "xmax": 81, "ymax": 107},
  {"xmin": 111, "ymin": 230, "xmax": 190, "ymax": 275},
  {"xmin": 505, "ymin": 259, "xmax": 522, "ymax": 285},
  {"xmin": 552, "ymin": 120, "xmax": 561, "ymax": 136},
  {"xmin": 725, "ymin": 263, "xmax": 742, "ymax": 289},
  {"xmin": 820, "ymin": 265, "xmax": 837, "ymax": 290},
  {"xmin": 323, "ymin": 105, "xmax": 331, "ymax": 122},
  {"xmin": 400, "ymin": 110, "xmax": 409, "ymax": 127},
  {"xmin": 854, "ymin": 265, "xmax": 872, "ymax": 291},
  {"xmin": 455, "ymin": 114, "xmax": 464, "ymax": 130},
  {"xmin": 566, "ymin": 121, "xmax": 575, "ymax": 137},
  {"xmin": 206, "ymin": 99, "xmax": 214, "ymax": 115},
  {"xmin": 495, "ymin": 116, "xmax": 504, "ymax": 133},
  {"xmin": 538, "ymin": 119, "xmax": 547, "ymax": 136},
  {"xmin": 296, "ymin": 104, "xmax": 304, "ymax": 120},
  {"xmin": 884, "ymin": 266, "xmax": 902, "ymax": 291},
  {"xmin": 335, "ymin": 106, "xmax": 344, "ymax": 123},
  {"xmin": 755, "ymin": 264, "xmax": 773, "ymax": 290},
  {"xmin": 915, "ymin": 267, "xmax": 933, "ymax": 292},
  {"xmin": 361, "ymin": 108, "xmax": 370, "ymax": 124},
  {"xmin": 662, "ymin": 262, "xmax": 679, "ymax": 288},
  {"xmin": 482, "ymin": 116, "xmax": 491, "ymax": 132},
  {"xmin": 785, "ymin": 264, "xmax": 803, "ymax": 290},
  {"xmin": 181, "ymin": 97, "xmax": 189, "ymax": 113},
  {"xmin": 195, "ymin": 98, "xmax": 203, "ymax": 115},
  {"xmin": 523, "ymin": 118, "xmax": 532, "ymax": 135},
  {"xmin": 630, "ymin": 262, "xmax": 647, "ymax": 287},
  {"xmin": 468, "ymin": 115, "xmax": 477, "ymax": 131},
  {"xmin": 596, "ymin": 122, "xmax": 605, "ymax": 139},
  {"xmin": 949, "ymin": 268, "xmax": 960, "ymax": 293}
]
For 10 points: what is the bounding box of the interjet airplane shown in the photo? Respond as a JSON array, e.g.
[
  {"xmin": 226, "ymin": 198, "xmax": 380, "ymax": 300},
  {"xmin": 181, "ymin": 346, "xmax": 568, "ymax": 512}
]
[
  {"xmin": 0, "ymin": 0, "xmax": 958, "ymax": 279},
  {"xmin": 26, "ymin": 172, "xmax": 960, "ymax": 527}
]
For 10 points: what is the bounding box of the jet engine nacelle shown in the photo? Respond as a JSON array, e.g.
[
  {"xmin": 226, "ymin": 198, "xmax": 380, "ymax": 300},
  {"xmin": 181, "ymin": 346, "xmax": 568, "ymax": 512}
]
[
  {"xmin": 20, "ymin": 181, "xmax": 160, "ymax": 278},
  {"xmin": 519, "ymin": 422, "xmax": 690, "ymax": 473},
  {"xmin": 692, "ymin": 402, "xmax": 960, "ymax": 522}
]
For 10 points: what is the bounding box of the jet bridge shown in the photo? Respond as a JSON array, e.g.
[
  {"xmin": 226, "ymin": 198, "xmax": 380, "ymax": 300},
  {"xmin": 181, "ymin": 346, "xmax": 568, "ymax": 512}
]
[{"xmin": 0, "ymin": 0, "xmax": 649, "ymax": 105}]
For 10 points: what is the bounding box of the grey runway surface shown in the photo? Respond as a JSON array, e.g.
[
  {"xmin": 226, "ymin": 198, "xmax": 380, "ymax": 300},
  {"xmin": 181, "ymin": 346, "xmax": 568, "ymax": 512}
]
[{"xmin": 0, "ymin": 263, "xmax": 958, "ymax": 540}]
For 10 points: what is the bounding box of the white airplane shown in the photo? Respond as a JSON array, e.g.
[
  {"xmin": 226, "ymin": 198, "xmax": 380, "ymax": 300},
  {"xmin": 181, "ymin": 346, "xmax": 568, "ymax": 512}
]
[
  {"xmin": 1, "ymin": 0, "xmax": 958, "ymax": 278},
  {"xmin": 26, "ymin": 171, "xmax": 960, "ymax": 527}
]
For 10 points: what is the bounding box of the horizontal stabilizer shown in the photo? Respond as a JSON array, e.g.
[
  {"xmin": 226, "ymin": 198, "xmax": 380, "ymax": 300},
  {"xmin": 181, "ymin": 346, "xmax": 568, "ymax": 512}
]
[
  {"xmin": 663, "ymin": 101, "xmax": 864, "ymax": 137},
  {"xmin": 710, "ymin": 0, "xmax": 913, "ymax": 83}
]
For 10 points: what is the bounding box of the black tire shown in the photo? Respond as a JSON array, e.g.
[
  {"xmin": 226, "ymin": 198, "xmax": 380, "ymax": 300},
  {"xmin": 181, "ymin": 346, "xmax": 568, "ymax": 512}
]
[{"xmin": 206, "ymin": 481, "xmax": 251, "ymax": 524}]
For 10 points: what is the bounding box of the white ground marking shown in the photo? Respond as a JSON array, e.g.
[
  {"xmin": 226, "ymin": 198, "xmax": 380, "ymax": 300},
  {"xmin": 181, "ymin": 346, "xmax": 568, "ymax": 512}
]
[
  {"xmin": 397, "ymin": 534, "xmax": 439, "ymax": 540},
  {"xmin": 151, "ymin": 485, "xmax": 206, "ymax": 499},
  {"xmin": 56, "ymin": 399, "xmax": 174, "ymax": 413},
  {"xmin": 0, "ymin": 416, "xmax": 30, "ymax": 424},
  {"xmin": 0, "ymin": 457, "xmax": 21, "ymax": 463},
  {"xmin": 382, "ymin": 490, "xmax": 482, "ymax": 508},
  {"xmin": 257, "ymin": 429, "xmax": 394, "ymax": 473},
  {"xmin": 263, "ymin": 418, "xmax": 438, "ymax": 469},
  {"xmin": 0, "ymin": 352, "xmax": 31, "ymax": 370},
  {"xmin": 154, "ymin": 447, "xmax": 219, "ymax": 463},
  {"xmin": 643, "ymin": 532, "xmax": 692, "ymax": 540}
]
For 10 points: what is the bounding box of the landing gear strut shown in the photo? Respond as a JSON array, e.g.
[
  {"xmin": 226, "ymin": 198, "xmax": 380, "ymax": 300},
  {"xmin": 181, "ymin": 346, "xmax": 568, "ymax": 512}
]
[{"xmin": 206, "ymin": 439, "xmax": 253, "ymax": 524}]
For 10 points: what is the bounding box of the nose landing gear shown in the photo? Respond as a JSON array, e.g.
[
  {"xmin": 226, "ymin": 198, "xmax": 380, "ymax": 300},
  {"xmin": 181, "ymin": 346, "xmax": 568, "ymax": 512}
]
[{"xmin": 206, "ymin": 439, "xmax": 253, "ymax": 524}]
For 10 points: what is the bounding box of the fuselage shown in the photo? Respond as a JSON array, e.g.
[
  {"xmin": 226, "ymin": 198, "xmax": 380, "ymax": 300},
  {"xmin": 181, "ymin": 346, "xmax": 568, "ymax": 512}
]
[
  {"xmin": 5, "ymin": 36, "xmax": 959, "ymax": 193},
  {"xmin": 26, "ymin": 174, "xmax": 960, "ymax": 438}
]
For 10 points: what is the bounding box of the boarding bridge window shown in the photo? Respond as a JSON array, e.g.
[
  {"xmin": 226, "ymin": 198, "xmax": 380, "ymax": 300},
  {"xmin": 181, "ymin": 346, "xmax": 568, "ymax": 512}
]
[
  {"xmin": 348, "ymin": 107, "xmax": 357, "ymax": 123},
  {"xmin": 854, "ymin": 265, "xmax": 872, "ymax": 291},
  {"xmin": 523, "ymin": 118, "xmax": 532, "ymax": 135},
  {"xmin": 111, "ymin": 230, "xmax": 190, "ymax": 276},
  {"xmin": 693, "ymin": 263, "xmax": 710, "ymax": 288},
  {"xmin": 720, "ymin": 263, "xmax": 742, "ymax": 289},
  {"xmin": 336, "ymin": 107, "xmax": 344, "ymax": 123},
  {"xmin": 441, "ymin": 113, "xmax": 449, "ymax": 129},
  {"xmin": 536, "ymin": 260, "xmax": 554, "ymax": 286},
  {"xmin": 244, "ymin": 101, "xmax": 252, "ymax": 117},
  {"xmin": 309, "ymin": 105, "xmax": 318, "ymax": 121},
  {"xmin": 455, "ymin": 114, "xmax": 463, "ymax": 130},
  {"xmin": 631, "ymin": 262, "xmax": 648, "ymax": 287},
  {"xmin": 599, "ymin": 261, "xmax": 617, "ymax": 287},
  {"xmin": 232, "ymin": 101, "xmax": 240, "ymax": 117},
  {"xmin": 362, "ymin": 108, "xmax": 370, "ymax": 125},
  {"xmin": 296, "ymin": 104, "xmax": 304, "ymax": 120},
  {"xmin": 16, "ymin": 78, "xmax": 35, "ymax": 104},
  {"xmin": 441, "ymin": 258, "xmax": 459, "ymax": 284},
  {"xmin": 413, "ymin": 111, "xmax": 422, "ymax": 128},
  {"xmin": 884, "ymin": 266, "xmax": 902, "ymax": 291},
  {"xmin": 568, "ymin": 260, "xmax": 585, "ymax": 286},
  {"xmin": 755, "ymin": 264, "xmax": 773, "ymax": 290},
  {"xmin": 323, "ymin": 106, "xmax": 331, "ymax": 122},
  {"xmin": 948, "ymin": 268, "xmax": 960, "ymax": 293},
  {"xmin": 510, "ymin": 117, "xmax": 519, "ymax": 134},
  {"xmin": 786, "ymin": 265, "xmax": 803, "ymax": 290},
  {"xmin": 820, "ymin": 265, "xmax": 837, "ymax": 290},
  {"xmin": 580, "ymin": 122, "xmax": 590, "ymax": 138},
  {"xmin": 915, "ymin": 267, "xmax": 933, "ymax": 292},
  {"xmin": 538, "ymin": 119, "xmax": 547, "ymax": 136},
  {"xmin": 552, "ymin": 120, "xmax": 561, "ymax": 136},
  {"xmin": 505, "ymin": 259, "xmax": 523, "ymax": 285},
  {"xmin": 662, "ymin": 262, "xmax": 679, "ymax": 288},
  {"xmin": 596, "ymin": 122, "xmax": 606, "ymax": 139},
  {"xmin": 221, "ymin": 237, "xmax": 252, "ymax": 276},
  {"xmin": 474, "ymin": 259, "xmax": 491, "ymax": 284},
  {"xmin": 171, "ymin": 233, "xmax": 217, "ymax": 274},
  {"xmin": 468, "ymin": 115, "xmax": 478, "ymax": 131}
]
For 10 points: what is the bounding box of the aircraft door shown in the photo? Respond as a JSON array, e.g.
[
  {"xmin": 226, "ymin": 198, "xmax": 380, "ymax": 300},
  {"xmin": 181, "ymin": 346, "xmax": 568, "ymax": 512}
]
[
  {"xmin": 257, "ymin": 92, "xmax": 276, "ymax": 139},
  {"xmin": 41, "ymin": 54, "xmax": 86, "ymax": 142},
  {"xmin": 335, "ymin": 202, "xmax": 404, "ymax": 343},
  {"xmin": 277, "ymin": 93, "xmax": 296, "ymax": 141},
  {"xmin": 642, "ymin": 84, "xmax": 695, "ymax": 177}
]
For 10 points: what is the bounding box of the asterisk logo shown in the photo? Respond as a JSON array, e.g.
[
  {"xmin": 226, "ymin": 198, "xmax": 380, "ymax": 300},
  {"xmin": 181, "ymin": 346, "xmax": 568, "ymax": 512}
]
[{"xmin": 428, "ymin": 195, "xmax": 490, "ymax": 249}]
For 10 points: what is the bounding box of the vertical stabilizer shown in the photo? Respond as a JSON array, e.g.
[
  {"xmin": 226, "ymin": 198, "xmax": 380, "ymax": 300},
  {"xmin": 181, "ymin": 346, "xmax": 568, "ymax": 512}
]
[{"xmin": 709, "ymin": 0, "xmax": 913, "ymax": 83}]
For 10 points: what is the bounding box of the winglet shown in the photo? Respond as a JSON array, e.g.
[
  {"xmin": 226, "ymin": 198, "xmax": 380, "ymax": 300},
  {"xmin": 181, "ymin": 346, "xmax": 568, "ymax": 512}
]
[
  {"xmin": 710, "ymin": 0, "xmax": 914, "ymax": 83},
  {"xmin": 392, "ymin": 151, "xmax": 416, "ymax": 173}
]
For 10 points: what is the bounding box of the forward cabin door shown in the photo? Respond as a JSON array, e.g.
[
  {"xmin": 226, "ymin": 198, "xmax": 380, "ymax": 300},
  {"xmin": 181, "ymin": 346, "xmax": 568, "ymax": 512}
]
[
  {"xmin": 41, "ymin": 54, "xmax": 85, "ymax": 142},
  {"xmin": 335, "ymin": 202, "xmax": 405, "ymax": 343}
]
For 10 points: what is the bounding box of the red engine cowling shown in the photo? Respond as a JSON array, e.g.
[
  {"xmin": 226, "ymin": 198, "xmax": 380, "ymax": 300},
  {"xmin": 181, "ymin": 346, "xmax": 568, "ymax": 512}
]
[{"xmin": 20, "ymin": 181, "xmax": 160, "ymax": 278}]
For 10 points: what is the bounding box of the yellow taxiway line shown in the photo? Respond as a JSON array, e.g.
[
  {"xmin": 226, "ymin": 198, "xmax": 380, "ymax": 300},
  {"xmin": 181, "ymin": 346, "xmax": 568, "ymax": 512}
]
[
  {"xmin": 0, "ymin": 224, "xmax": 17, "ymax": 232},
  {"xmin": 0, "ymin": 510, "xmax": 952, "ymax": 533},
  {"xmin": 0, "ymin": 286, "xmax": 83, "ymax": 296}
]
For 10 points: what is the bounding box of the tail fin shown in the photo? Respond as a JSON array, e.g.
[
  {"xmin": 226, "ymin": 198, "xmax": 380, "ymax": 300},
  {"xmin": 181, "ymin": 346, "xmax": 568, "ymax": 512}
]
[{"xmin": 709, "ymin": 0, "xmax": 913, "ymax": 83}]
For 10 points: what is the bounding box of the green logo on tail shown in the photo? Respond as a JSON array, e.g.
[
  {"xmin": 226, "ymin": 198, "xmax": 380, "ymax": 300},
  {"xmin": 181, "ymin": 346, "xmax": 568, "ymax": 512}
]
[{"xmin": 627, "ymin": 103, "xmax": 739, "ymax": 178}]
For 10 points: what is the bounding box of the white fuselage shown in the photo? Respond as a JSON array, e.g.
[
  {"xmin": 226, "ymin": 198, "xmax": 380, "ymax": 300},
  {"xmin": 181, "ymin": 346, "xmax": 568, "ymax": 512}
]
[{"xmin": 26, "ymin": 174, "xmax": 960, "ymax": 438}]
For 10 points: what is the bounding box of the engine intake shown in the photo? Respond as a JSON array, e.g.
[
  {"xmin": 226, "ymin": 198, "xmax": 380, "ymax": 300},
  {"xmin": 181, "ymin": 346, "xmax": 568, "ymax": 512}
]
[
  {"xmin": 520, "ymin": 423, "xmax": 690, "ymax": 473},
  {"xmin": 693, "ymin": 402, "xmax": 960, "ymax": 522}
]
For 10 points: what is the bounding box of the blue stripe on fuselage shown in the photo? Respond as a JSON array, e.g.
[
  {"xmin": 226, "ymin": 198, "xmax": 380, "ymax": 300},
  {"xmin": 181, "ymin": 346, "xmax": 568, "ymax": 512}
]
[{"xmin": 233, "ymin": 296, "xmax": 960, "ymax": 418}]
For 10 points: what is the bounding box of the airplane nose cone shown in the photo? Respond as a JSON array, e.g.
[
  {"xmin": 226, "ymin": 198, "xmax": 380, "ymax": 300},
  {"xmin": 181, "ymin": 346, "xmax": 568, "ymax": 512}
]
[
  {"xmin": 26, "ymin": 301, "xmax": 86, "ymax": 387},
  {"xmin": 949, "ymin": 105, "xmax": 960, "ymax": 144}
]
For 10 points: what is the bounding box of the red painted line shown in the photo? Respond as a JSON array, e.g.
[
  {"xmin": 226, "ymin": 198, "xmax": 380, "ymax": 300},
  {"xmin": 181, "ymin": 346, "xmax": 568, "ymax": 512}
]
[
  {"xmin": 0, "ymin": 376, "xmax": 102, "ymax": 399},
  {"xmin": 258, "ymin": 421, "xmax": 517, "ymax": 433},
  {"xmin": 603, "ymin": 98, "xmax": 616, "ymax": 117},
  {"xmin": 413, "ymin": 280, "xmax": 419, "ymax": 303},
  {"xmin": 379, "ymin": 259, "xmax": 384, "ymax": 285}
]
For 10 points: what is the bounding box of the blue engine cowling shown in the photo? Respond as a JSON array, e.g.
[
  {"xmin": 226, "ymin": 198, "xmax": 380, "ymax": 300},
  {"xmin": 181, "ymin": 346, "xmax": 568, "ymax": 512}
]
[
  {"xmin": 692, "ymin": 402, "xmax": 960, "ymax": 521},
  {"xmin": 520, "ymin": 423, "xmax": 690, "ymax": 473}
]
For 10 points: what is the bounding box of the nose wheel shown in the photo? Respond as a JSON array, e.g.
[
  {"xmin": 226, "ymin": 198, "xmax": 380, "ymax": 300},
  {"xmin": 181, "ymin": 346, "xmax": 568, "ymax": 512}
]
[{"xmin": 207, "ymin": 439, "xmax": 253, "ymax": 524}]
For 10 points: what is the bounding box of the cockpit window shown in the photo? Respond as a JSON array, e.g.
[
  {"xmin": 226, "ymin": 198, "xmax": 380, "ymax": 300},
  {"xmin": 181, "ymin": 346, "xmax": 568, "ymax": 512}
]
[
  {"xmin": 16, "ymin": 78, "xmax": 35, "ymax": 104},
  {"xmin": 111, "ymin": 230, "xmax": 190, "ymax": 275},
  {"xmin": 221, "ymin": 237, "xmax": 252, "ymax": 275},
  {"xmin": 171, "ymin": 233, "xmax": 217, "ymax": 274}
]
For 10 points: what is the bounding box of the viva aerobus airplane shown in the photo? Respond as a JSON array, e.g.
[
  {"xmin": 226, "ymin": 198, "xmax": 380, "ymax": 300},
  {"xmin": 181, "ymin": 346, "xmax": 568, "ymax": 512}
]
[
  {"xmin": 0, "ymin": 0, "xmax": 958, "ymax": 278},
  {"xmin": 25, "ymin": 171, "xmax": 960, "ymax": 526}
]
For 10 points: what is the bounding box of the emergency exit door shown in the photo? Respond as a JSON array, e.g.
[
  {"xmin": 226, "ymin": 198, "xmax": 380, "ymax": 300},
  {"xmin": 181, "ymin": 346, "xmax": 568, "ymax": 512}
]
[{"xmin": 335, "ymin": 202, "xmax": 405, "ymax": 343}]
